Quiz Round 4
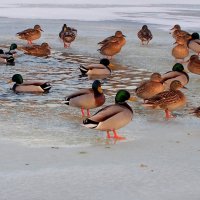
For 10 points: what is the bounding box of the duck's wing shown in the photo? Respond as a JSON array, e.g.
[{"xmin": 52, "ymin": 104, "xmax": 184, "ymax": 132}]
[
  {"xmin": 98, "ymin": 35, "xmax": 115, "ymax": 45},
  {"xmin": 16, "ymin": 28, "xmax": 36, "ymax": 38},
  {"xmin": 65, "ymin": 89, "xmax": 92, "ymax": 101}
]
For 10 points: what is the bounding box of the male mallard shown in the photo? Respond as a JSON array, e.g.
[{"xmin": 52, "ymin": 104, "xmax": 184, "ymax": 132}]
[
  {"xmin": 170, "ymin": 24, "xmax": 190, "ymax": 40},
  {"xmin": 64, "ymin": 80, "xmax": 105, "ymax": 117},
  {"xmin": 137, "ymin": 25, "xmax": 153, "ymax": 45},
  {"xmin": 82, "ymin": 90, "xmax": 136, "ymax": 140},
  {"xmin": 172, "ymin": 36, "xmax": 189, "ymax": 61},
  {"xmin": 187, "ymin": 55, "xmax": 200, "ymax": 75},
  {"xmin": 59, "ymin": 24, "xmax": 77, "ymax": 48},
  {"xmin": 188, "ymin": 32, "xmax": 200, "ymax": 55},
  {"xmin": 161, "ymin": 63, "xmax": 189, "ymax": 89},
  {"xmin": 20, "ymin": 42, "xmax": 51, "ymax": 57},
  {"xmin": 135, "ymin": 73, "xmax": 164, "ymax": 101},
  {"xmin": 9, "ymin": 74, "xmax": 51, "ymax": 93},
  {"xmin": 0, "ymin": 49, "xmax": 15, "ymax": 65},
  {"xmin": 16, "ymin": 25, "xmax": 43, "ymax": 45},
  {"xmin": 143, "ymin": 80, "xmax": 186, "ymax": 119},
  {"xmin": 79, "ymin": 58, "xmax": 111, "ymax": 76},
  {"xmin": 98, "ymin": 30, "xmax": 126, "ymax": 47}
]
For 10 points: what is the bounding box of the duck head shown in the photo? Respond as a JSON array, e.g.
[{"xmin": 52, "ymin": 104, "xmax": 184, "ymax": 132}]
[
  {"xmin": 142, "ymin": 25, "xmax": 148, "ymax": 30},
  {"xmin": 100, "ymin": 58, "xmax": 110, "ymax": 67},
  {"xmin": 10, "ymin": 43, "xmax": 17, "ymax": 51},
  {"xmin": 11, "ymin": 74, "xmax": 23, "ymax": 84},
  {"xmin": 115, "ymin": 90, "xmax": 136, "ymax": 103},
  {"xmin": 191, "ymin": 32, "xmax": 199, "ymax": 40},
  {"xmin": 170, "ymin": 80, "xmax": 184, "ymax": 91},
  {"xmin": 172, "ymin": 63, "xmax": 184, "ymax": 72},
  {"xmin": 92, "ymin": 80, "xmax": 103, "ymax": 94},
  {"xmin": 150, "ymin": 73, "xmax": 162, "ymax": 82},
  {"xmin": 170, "ymin": 24, "xmax": 181, "ymax": 31},
  {"xmin": 0, "ymin": 49, "xmax": 4, "ymax": 54},
  {"xmin": 115, "ymin": 31, "xmax": 125, "ymax": 37},
  {"xmin": 34, "ymin": 25, "xmax": 43, "ymax": 32}
]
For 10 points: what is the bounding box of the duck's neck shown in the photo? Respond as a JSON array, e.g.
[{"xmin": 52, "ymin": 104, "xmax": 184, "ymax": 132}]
[{"xmin": 117, "ymin": 102, "xmax": 133, "ymax": 113}]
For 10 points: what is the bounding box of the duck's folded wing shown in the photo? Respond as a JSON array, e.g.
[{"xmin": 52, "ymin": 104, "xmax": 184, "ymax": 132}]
[
  {"xmin": 17, "ymin": 28, "xmax": 35, "ymax": 37},
  {"xmin": 98, "ymin": 36, "xmax": 114, "ymax": 45},
  {"xmin": 90, "ymin": 105, "xmax": 123, "ymax": 122},
  {"xmin": 65, "ymin": 89, "xmax": 92, "ymax": 100}
]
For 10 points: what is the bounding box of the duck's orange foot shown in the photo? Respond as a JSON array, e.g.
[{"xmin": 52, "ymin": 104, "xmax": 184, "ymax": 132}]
[
  {"xmin": 113, "ymin": 135, "xmax": 126, "ymax": 140},
  {"xmin": 165, "ymin": 109, "xmax": 176, "ymax": 119}
]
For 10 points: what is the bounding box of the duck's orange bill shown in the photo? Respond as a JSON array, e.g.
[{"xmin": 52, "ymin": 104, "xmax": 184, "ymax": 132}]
[
  {"xmin": 129, "ymin": 96, "xmax": 137, "ymax": 102},
  {"xmin": 7, "ymin": 80, "xmax": 13, "ymax": 84},
  {"xmin": 98, "ymin": 86, "xmax": 103, "ymax": 93}
]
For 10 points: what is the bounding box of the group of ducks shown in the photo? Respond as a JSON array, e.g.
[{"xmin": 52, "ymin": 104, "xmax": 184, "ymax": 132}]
[{"xmin": 1, "ymin": 23, "xmax": 200, "ymax": 140}]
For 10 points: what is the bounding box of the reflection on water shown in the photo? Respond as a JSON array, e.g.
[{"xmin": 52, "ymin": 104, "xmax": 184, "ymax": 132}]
[{"xmin": 0, "ymin": 18, "xmax": 199, "ymax": 147}]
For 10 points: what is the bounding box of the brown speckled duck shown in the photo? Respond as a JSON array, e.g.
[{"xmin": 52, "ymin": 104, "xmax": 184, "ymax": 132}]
[
  {"xmin": 82, "ymin": 90, "xmax": 136, "ymax": 140},
  {"xmin": 64, "ymin": 80, "xmax": 105, "ymax": 117},
  {"xmin": 9, "ymin": 74, "xmax": 51, "ymax": 93},
  {"xmin": 59, "ymin": 24, "xmax": 77, "ymax": 48},
  {"xmin": 172, "ymin": 36, "xmax": 190, "ymax": 61},
  {"xmin": 16, "ymin": 25, "xmax": 43, "ymax": 45},
  {"xmin": 143, "ymin": 80, "xmax": 186, "ymax": 119},
  {"xmin": 170, "ymin": 24, "xmax": 189, "ymax": 40},
  {"xmin": 137, "ymin": 25, "xmax": 153, "ymax": 45},
  {"xmin": 98, "ymin": 30, "xmax": 126, "ymax": 47},
  {"xmin": 20, "ymin": 42, "xmax": 51, "ymax": 57},
  {"xmin": 187, "ymin": 55, "xmax": 200, "ymax": 75},
  {"xmin": 161, "ymin": 63, "xmax": 189, "ymax": 90},
  {"xmin": 135, "ymin": 73, "xmax": 164, "ymax": 101}
]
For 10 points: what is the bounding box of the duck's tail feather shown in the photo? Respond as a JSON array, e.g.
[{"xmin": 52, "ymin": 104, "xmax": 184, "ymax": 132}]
[
  {"xmin": 82, "ymin": 118, "xmax": 99, "ymax": 129},
  {"xmin": 79, "ymin": 65, "xmax": 88, "ymax": 75},
  {"xmin": 41, "ymin": 83, "xmax": 52, "ymax": 92}
]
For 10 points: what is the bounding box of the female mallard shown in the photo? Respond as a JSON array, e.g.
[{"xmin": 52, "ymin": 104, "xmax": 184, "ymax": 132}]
[
  {"xmin": 137, "ymin": 25, "xmax": 153, "ymax": 45},
  {"xmin": 135, "ymin": 73, "xmax": 164, "ymax": 101},
  {"xmin": 59, "ymin": 24, "xmax": 77, "ymax": 48},
  {"xmin": 98, "ymin": 30, "xmax": 126, "ymax": 47},
  {"xmin": 82, "ymin": 90, "xmax": 136, "ymax": 140},
  {"xmin": 161, "ymin": 63, "xmax": 189, "ymax": 89},
  {"xmin": 8, "ymin": 74, "xmax": 51, "ymax": 93},
  {"xmin": 188, "ymin": 32, "xmax": 200, "ymax": 55},
  {"xmin": 64, "ymin": 80, "xmax": 105, "ymax": 117},
  {"xmin": 172, "ymin": 36, "xmax": 189, "ymax": 61},
  {"xmin": 187, "ymin": 55, "xmax": 200, "ymax": 75},
  {"xmin": 170, "ymin": 24, "xmax": 189, "ymax": 40},
  {"xmin": 16, "ymin": 25, "xmax": 43, "ymax": 45},
  {"xmin": 79, "ymin": 58, "xmax": 111, "ymax": 76},
  {"xmin": 191, "ymin": 107, "xmax": 200, "ymax": 118},
  {"xmin": 143, "ymin": 80, "xmax": 186, "ymax": 119},
  {"xmin": 20, "ymin": 42, "xmax": 51, "ymax": 57}
]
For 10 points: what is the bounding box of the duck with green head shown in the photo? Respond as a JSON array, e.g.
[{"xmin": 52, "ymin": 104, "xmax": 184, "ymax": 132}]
[
  {"xmin": 161, "ymin": 63, "xmax": 189, "ymax": 90},
  {"xmin": 0, "ymin": 49, "xmax": 15, "ymax": 65},
  {"xmin": 188, "ymin": 32, "xmax": 200, "ymax": 55},
  {"xmin": 9, "ymin": 74, "xmax": 51, "ymax": 93},
  {"xmin": 82, "ymin": 90, "xmax": 137, "ymax": 140},
  {"xmin": 79, "ymin": 58, "xmax": 111, "ymax": 77},
  {"xmin": 143, "ymin": 80, "xmax": 186, "ymax": 119},
  {"xmin": 64, "ymin": 80, "xmax": 105, "ymax": 117}
]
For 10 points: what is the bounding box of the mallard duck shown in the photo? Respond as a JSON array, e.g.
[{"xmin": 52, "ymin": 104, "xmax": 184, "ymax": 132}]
[
  {"xmin": 137, "ymin": 25, "xmax": 153, "ymax": 45},
  {"xmin": 0, "ymin": 49, "xmax": 15, "ymax": 65},
  {"xmin": 98, "ymin": 30, "xmax": 126, "ymax": 47},
  {"xmin": 135, "ymin": 73, "xmax": 164, "ymax": 101},
  {"xmin": 191, "ymin": 107, "xmax": 200, "ymax": 118},
  {"xmin": 170, "ymin": 24, "xmax": 190, "ymax": 40},
  {"xmin": 8, "ymin": 74, "xmax": 51, "ymax": 93},
  {"xmin": 161, "ymin": 63, "xmax": 189, "ymax": 90},
  {"xmin": 188, "ymin": 32, "xmax": 200, "ymax": 55},
  {"xmin": 64, "ymin": 80, "xmax": 105, "ymax": 117},
  {"xmin": 143, "ymin": 80, "xmax": 186, "ymax": 119},
  {"xmin": 79, "ymin": 58, "xmax": 111, "ymax": 76},
  {"xmin": 59, "ymin": 24, "xmax": 77, "ymax": 48},
  {"xmin": 82, "ymin": 90, "xmax": 137, "ymax": 140},
  {"xmin": 172, "ymin": 36, "xmax": 189, "ymax": 61},
  {"xmin": 16, "ymin": 25, "xmax": 43, "ymax": 45},
  {"xmin": 187, "ymin": 55, "xmax": 200, "ymax": 75},
  {"xmin": 20, "ymin": 42, "xmax": 51, "ymax": 57}
]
